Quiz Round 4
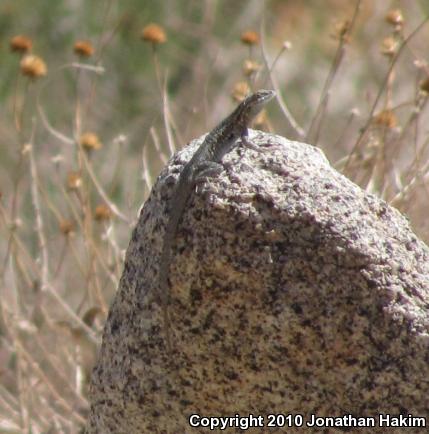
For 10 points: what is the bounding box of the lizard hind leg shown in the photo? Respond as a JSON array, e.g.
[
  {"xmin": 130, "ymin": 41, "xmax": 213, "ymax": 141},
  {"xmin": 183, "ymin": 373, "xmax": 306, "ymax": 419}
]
[
  {"xmin": 193, "ymin": 161, "xmax": 224, "ymax": 183},
  {"xmin": 193, "ymin": 161, "xmax": 224, "ymax": 195}
]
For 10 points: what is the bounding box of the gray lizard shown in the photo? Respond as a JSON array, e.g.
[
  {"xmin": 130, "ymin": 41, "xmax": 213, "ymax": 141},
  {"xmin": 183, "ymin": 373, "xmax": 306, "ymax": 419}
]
[{"xmin": 158, "ymin": 89, "xmax": 276, "ymax": 353}]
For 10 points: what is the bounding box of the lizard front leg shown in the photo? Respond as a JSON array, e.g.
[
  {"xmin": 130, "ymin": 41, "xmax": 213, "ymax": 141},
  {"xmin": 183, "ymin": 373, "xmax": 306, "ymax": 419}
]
[{"xmin": 240, "ymin": 127, "xmax": 260, "ymax": 151}]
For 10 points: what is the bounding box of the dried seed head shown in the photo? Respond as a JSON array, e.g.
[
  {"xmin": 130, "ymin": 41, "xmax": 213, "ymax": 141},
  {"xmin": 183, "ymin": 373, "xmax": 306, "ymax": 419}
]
[
  {"xmin": 59, "ymin": 219, "xmax": 74, "ymax": 235},
  {"xmin": 282, "ymin": 40, "xmax": 292, "ymax": 51},
  {"xmin": 94, "ymin": 204, "xmax": 111, "ymax": 222},
  {"xmin": 419, "ymin": 77, "xmax": 429, "ymax": 94},
  {"xmin": 380, "ymin": 36, "xmax": 398, "ymax": 57},
  {"xmin": 242, "ymin": 59, "xmax": 261, "ymax": 77},
  {"xmin": 74, "ymin": 40, "xmax": 95, "ymax": 57},
  {"xmin": 231, "ymin": 81, "xmax": 250, "ymax": 102},
  {"xmin": 10, "ymin": 35, "xmax": 33, "ymax": 53},
  {"xmin": 80, "ymin": 132, "xmax": 102, "ymax": 151},
  {"xmin": 240, "ymin": 30, "xmax": 260, "ymax": 46},
  {"xmin": 20, "ymin": 54, "xmax": 47, "ymax": 78},
  {"xmin": 21, "ymin": 143, "xmax": 32, "ymax": 154},
  {"xmin": 67, "ymin": 171, "xmax": 82, "ymax": 190},
  {"xmin": 141, "ymin": 23, "xmax": 167, "ymax": 45},
  {"xmin": 331, "ymin": 20, "xmax": 351, "ymax": 43},
  {"xmin": 385, "ymin": 9, "xmax": 404, "ymax": 27},
  {"xmin": 374, "ymin": 109, "xmax": 397, "ymax": 128}
]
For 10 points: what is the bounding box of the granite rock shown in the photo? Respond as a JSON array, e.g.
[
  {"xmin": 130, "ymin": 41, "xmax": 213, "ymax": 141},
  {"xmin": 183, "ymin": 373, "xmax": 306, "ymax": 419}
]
[{"xmin": 86, "ymin": 130, "xmax": 429, "ymax": 433}]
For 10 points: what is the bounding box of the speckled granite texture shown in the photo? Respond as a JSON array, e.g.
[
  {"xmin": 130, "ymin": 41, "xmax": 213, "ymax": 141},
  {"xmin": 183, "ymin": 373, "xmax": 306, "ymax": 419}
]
[{"xmin": 86, "ymin": 131, "xmax": 429, "ymax": 434}]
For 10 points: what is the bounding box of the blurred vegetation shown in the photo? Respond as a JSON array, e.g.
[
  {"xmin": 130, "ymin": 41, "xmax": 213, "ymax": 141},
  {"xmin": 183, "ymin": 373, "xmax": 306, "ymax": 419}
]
[{"xmin": 1, "ymin": 0, "xmax": 429, "ymax": 432}]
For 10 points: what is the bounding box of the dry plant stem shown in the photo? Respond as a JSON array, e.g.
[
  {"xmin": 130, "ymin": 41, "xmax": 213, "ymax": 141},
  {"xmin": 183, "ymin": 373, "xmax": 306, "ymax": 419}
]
[
  {"xmin": 390, "ymin": 159, "xmax": 429, "ymax": 207},
  {"xmin": 88, "ymin": 252, "xmax": 108, "ymax": 315},
  {"xmin": 152, "ymin": 45, "xmax": 163, "ymax": 96},
  {"xmin": 46, "ymin": 283, "xmax": 99, "ymax": 344},
  {"xmin": 12, "ymin": 73, "xmax": 22, "ymax": 132},
  {"xmin": 260, "ymin": 20, "xmax": 305, "ymax": 139},
  {"xmin": 68, "ymin": 238, "xmax": 89, "ymax": 281},
  {"xmin": 306, "ymin": 47, "xmax": 344, "ymax": 144},
  {"xmin": 311, "ymin": 92, "xmax": 331, "ymax": 145},
  {"xmin": 82, "ymin": 0, "xmax": 121, "ymax": 121},
  {"xmin": 53, "ymin": 239, "xmax": 68, "ymax": 278},
  {"xmin": 87, "ymin": 237, "xmax": 120, "ymax": 288},
  {"xmin": 15, "ymin": 339, "xmax": 87, "ymax": 425},
  {"xmin": 142, "ymin": 142, "xmax": 153, "ymax": 191},
  {"xmin": 95, "ymin": 0, "xmax": 122, "ymax": 62},
  {"xmin": 150, "ymin": 126, "xmax": 169, "ymax": 164},
  {"xmin": 28, "ymin": 124, "xmax": 49, "ymax": 291},
  {"xmin": 0, "ymin": 384, "xmax": 20, "ymax": 419},
  {"xmin": 37, "ymin": 177, "xmax": 65, "ymax": 223},
  {"xmin": 107, "ymin": 141, "xmax": 125, "ymax": 196},
  {"xmin": 34, "ymin": 333, "xmax": 89, "ymax": 407},
  {"xmin": 37, "ymin": 63, "xmax": 105, "ymax": 148},
  {"xmin": 333, "ymin": 111, "xmax": 358, "ymax": 159},
  {"xmin": 0, "ymin": 209, "xmax": 41, "ymax": 279},
  {"xmin": 365, "ymin": 126, "xmax": 389, "ymax": 195},
  {"xmin": 16, "ymin": 344, "xmax": 29, "ymax": 432},
  {"xmin": 306, "ymin": 0, "xmax": 361, "ymax": 144},
  {"xmin": 343, "ymin": 16, "xmax": 429, "ymax": 173},
  {"xmin": 56, "ymin": 175, "xmax": 86, "ymax": 232},
  {"xmin": 406, "ymin": 98, "xmax": 428, "ymax": 171},
  {"xmin": 81, "ymin": 221, "xmax": 99, "ymax": 306},
  {"xmin": 384, "ymin": 98, "xmax": 425, "ymax": 199},
  {"xmin": 79, "ymin": 145, "xmax": 131, "ymax": 223},
  {"xmin": 74, "ymin": 68, "xmax": 82, "ymax": 136},
  {"xmin": 103, "ymin": 223, "xmax": 123, "ymax": 272},
  {"xmin": 6, "ymin": 228, "xmax": 101, "ymax": 345},
  {"xmin": 6, "ymin": 79, "xmax": 31, "ymax": 283},
  {"xmin": 369, "ymin": 64, "xmax": 397, "ymax": 195},
  {"xmin": 59, "ymin": 178, "xmax": 119, "ymax": 287},
  {"xmin": 162, "ymin": 76, "xmax": 178, "ymax": 156},
  {"xmin": 13, "ymin": 251, "xmax": 33, "ymax": 289}
]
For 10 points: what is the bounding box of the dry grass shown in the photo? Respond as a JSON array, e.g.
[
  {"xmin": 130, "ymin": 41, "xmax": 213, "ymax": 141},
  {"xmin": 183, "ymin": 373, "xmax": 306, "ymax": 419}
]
[{"xmin": 1, "ymin": 1, "xmax": 429, "ymax": 432}]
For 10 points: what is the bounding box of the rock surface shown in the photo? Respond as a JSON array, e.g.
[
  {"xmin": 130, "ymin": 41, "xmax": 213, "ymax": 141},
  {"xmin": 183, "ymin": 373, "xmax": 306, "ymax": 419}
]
[{"xmin": 86, "ymin": 130, "xmax": 429, "ymax": 434}]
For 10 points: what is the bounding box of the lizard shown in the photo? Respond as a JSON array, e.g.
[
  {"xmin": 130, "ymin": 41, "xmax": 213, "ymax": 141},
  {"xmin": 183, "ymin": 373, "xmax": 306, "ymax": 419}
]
[{"xmin": 158, "ymin": 89, "xmax": 276, "ymax": 354}]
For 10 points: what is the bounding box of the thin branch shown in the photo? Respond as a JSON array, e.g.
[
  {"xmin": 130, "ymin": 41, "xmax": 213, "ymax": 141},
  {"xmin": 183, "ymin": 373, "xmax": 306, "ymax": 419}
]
[
  {"xmin": 79, "ymin": 147, "xmax": 131, "ymax": 224},
  {"xmin": 306, "ymin": 0, "xmax": 361, "ymax": 143},
  {"xmin": 260, "ymin": 26, "xmax": 305, "ymax": 139},
  {"xmin": 27, "ymin": 121, "xmax": 49, "ymax": 290},
  {"xmin": 344, "ymin": 15, "xmax": 429, "ymax": 172}
]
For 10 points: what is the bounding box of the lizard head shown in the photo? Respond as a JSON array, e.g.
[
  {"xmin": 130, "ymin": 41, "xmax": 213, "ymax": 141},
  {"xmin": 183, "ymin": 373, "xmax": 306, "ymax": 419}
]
[{"xmin": 239, "ymin": 89, "xmax": 276, "ymax": 122}]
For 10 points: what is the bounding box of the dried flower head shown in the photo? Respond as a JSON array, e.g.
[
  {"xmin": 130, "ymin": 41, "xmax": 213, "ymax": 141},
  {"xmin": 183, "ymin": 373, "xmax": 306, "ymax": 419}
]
[
  {"xmin": 282, "ymin": 40, "xmax": 292, "ymax": 51},
  {"xmin": 231, "ymin": 81, "xmax": 251, "ymax": 102},
  {"xmin": 141, "ymin": 23, "xmax": 167, "ymax": 45},
  {"xmin": 10, "ymin": 35, "xmax": 33, "ymax": 53},
  {"xmin": 59, "ymin": 219, "xmax": 75, "ymax": 235},
  {"xmin": 380, "ymin": 36, "xmax": 398, "ymax": 57},
  {"xmin": 94, "ymin": 204, "xmax": 112, "ymax": 222},
  {"xmin": 80, "ymin": 132, "xmax": 102, "ymax": 151},
  {"xmin": 67, "ymin": 171, "xmax": 82, "ymax": 190},
  {"xmin": 73, "ymin": 40, "xmax": 94, "ymax": 57},
  {"xmin": 331, "ymin": 20, "xmax": 351, "ymax": 43},
  {"xmin": 240, "ymin": 30, "xmax": 260, "ymax": 46},
  {"xmin": 385, "ymin": 9, "xmax": 404, "ymax": 27},
  {"xmin": 242, "ymin": 59, "xmax": 262, "ymax": 77},
  {"xmin": 374, "ymin": 109, "xmax": 397, "ymax": 128},
  {"xmin": 419, "ymin": 76, "xmax": 429, "ymax": 94},
  {"xmin": 20, "ymin": 54, "xmax": 47, "ymax": 78}
]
